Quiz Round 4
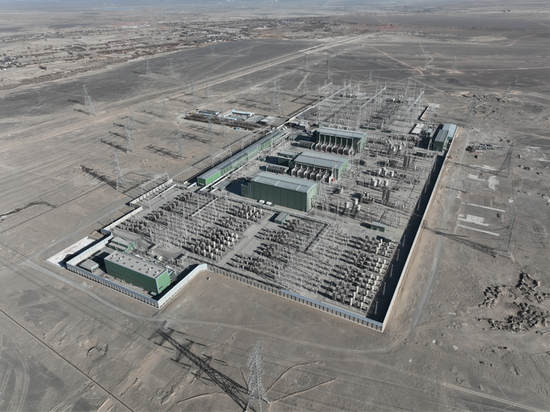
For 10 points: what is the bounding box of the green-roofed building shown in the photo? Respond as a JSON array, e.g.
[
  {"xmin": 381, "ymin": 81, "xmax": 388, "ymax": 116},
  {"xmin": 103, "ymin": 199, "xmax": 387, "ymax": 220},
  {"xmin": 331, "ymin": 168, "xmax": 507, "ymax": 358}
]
[
  {"xmin": 104, "ymin": 251, "xmax": 172, "ymax": 295},
  {"xmin": 242, "ymin": 172, "xmax": 317, "ymax": 212}
]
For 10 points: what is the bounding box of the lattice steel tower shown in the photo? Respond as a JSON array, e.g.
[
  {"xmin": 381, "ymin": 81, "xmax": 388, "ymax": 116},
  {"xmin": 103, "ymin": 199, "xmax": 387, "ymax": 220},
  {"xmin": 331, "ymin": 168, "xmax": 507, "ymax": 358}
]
[
  {"xmin": 206, "ymin": 77, "xmax": 213, "ymax": 100},
  {"xmin": 246, "ymin": 339, "xmax": 269, "ymax": 412},
  {"xmin": 169, "ymin": 58, "xmax": 175, "ymax": 75},
  {"xmin": 125, "ymin": 126, "xmax": 135, "ymax": 153},
  {"xmin": 83, "ymin": 85, "xmax": 96, "ymax": 116},
  {"xmin": 177, "ymin": 131, "xmax": 185, "ymax": 160},
  {"xmin": 272, "ymin": 77, "xmax": 281, "ymax": 115},
  {"xmin": 113, "ymin": 150, "xmax": 127, "ymax": 191}
]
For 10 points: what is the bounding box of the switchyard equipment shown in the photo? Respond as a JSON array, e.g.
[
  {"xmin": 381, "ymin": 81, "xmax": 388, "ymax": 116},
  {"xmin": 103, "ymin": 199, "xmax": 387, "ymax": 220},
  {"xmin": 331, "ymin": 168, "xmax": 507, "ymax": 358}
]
[
  {"xmin": 197, "ymin": 129, "xmax": 287, "ymax": 186},
  {"xmin": 291, "ymin": 151, "xmax": 348, "ymax": 182},
  {"xmin": 242, "ymin": 172, "xmax": 317, "ymax": 212},
  {"xmin": 315, "ymin": 127, "xmax": 368, "ymax": 155},
  {"xmin": 104, "ymin": 251, "xmax": 172, "ymax": 295}
]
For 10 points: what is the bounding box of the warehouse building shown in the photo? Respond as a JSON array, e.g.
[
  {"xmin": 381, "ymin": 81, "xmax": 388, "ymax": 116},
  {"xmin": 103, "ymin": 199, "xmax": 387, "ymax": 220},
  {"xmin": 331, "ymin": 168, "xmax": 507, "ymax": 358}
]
[
  {"xmin": 242, "ymin": 172, "xmax": 317, "ymax": 212},
  {"xmin": 314, "ymin": 127, "xmax": 368, "ymax": 155},
  {"xmin": 197, "ymin": 129, "xmax": 287, "ymax": 186},
  {"xmin": 104, "ymin": 251, "xmax": 172, "ymax": 295},
  {"xmin": 291, "ymin": 151, "xmax": 348, "ymax": 182},
  {"xmin": 434, "ymin": 123, "xmax": 458, "ymax": 151}
]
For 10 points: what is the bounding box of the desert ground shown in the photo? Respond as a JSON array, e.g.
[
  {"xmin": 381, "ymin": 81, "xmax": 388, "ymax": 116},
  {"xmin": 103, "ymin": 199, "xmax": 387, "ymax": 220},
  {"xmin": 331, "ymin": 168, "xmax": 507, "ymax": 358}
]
[{"xmin": 1, "ymin": 0, "xmax": 550, "ymax": 410}]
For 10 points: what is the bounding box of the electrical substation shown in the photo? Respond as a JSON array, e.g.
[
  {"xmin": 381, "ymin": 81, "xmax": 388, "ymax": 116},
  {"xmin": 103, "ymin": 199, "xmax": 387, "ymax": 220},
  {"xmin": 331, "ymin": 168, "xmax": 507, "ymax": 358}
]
[{"xmin": 61, "ymin": 78, "xmax": 456, "ymax": 331}]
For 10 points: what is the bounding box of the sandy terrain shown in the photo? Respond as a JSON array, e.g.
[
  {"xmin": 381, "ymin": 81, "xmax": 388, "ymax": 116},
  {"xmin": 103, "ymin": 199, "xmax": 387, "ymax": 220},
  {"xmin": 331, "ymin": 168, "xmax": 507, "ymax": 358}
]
[{"xmin": 0, "ymin": 1, "xmax": 549, "ymax": 410}]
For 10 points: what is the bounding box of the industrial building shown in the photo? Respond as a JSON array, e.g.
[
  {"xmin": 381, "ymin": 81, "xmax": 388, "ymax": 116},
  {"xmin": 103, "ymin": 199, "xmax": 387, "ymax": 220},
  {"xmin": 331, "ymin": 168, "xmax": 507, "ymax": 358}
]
[
  {"xmin": 314, "ymin": 127, "xmax": 368, "ymax": 155},
  {"xmin": 197, "ymin": 129, "xmax": 287, "ymax": 186},
  {"xmin": 433, "ymin": 124, "xmax": 458, "ymax": 151},
  {"xmin": 291, "ymin": 151, "xmax": 348, "ymax": 181},
  {"xmin": 104, "ymin": 251, "xmax": 172, "ymax": 295},
  {"xmin": 242, "ymin": 171, "xmax": 317, "ymax": 212}
]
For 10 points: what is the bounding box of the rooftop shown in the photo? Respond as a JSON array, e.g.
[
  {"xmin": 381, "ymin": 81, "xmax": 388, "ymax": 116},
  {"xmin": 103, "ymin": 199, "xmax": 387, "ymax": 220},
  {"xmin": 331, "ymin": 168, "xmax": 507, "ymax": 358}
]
[
  {"xmin": 278, "ymin": 150, "xmax": 300, "ymax": 158},
  {"xmin": 435, "ymin": 129, "xmax": 449, "ymax": 143},
  {"xmin": 318, "ymin": 127, "xmax": 367, "ymax": 139},
  {"xmin": 105, "ymin": 251, "xmax": 168, "ymax": 279},
  {"xmin": 442, "ymin": 123, "xmax": 458, "ymax": 138},
  {"xmin": 111, "ymin": 236, "xmax": 132, "ymax": 247},
  {"xmin": 198, "ymin": 130, "xmax": 286, "ymax": 182},
  {"xmin": 251, "ymin": 171, "xmax": 317, "ymax": 194},
  {"xmin": 294, "ymin": 151, "xmax": 348, "ymax": 169}
]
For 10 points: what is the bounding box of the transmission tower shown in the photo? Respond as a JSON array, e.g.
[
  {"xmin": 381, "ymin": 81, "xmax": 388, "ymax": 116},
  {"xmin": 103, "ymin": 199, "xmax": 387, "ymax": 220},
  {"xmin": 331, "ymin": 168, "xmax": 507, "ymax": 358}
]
[
  {"xmin": 272, "ymin": 77, "xmax": 281, "ymax": 115},
  {"xmin": 206, "ymin": 77, "xmax": 213, "ymax": 100},
  {"xmin": 128, "ymin": 111, "xmax": 137, "ymax": 131},
  {"xmin": 177, "ymin": 132, "xmax": 185, "ymax": 160},
  {"xmin": 113, "ymin": 151, "xmax": 127, "ymax": 191},
  {"xmin": 125, "ymin": 125, "xmax": 135, "ymax": 153},
  {"xmin": 145, "ymin": 59, "xmax": 152, "ymax": 75},
  {"xmin": 427, "ymin": 100, "xmax": 436, "ymax": 125},
  {"xmin": 453, "ymin": 55, "xmax": 457, "ymax": 71},
  {"xmin": 169, "ymin": 58, "xmax": 175, "ymax": 75},
  {"xmin": 208, "ymin": 117, "xmax": 214, "ymax": 145},
  {"xmin": 191, "ymin": 81, "xmax": 196, "ymax": 107},
  {"xmin": 326, "ymin": 56, "xmax": 331, "ymax": 78},
  {"xmin": 504, "ymin": 75, "xmax": 518, "ymax": 97},
  {"xmin": 424, "ymin": 53, "xmax": 430, "ymax": 69},
  {"xmin": 142, "ymin": 102, "xmax": 148, "ymax": 113},
  {"xmin": 246, "ymin": 339, "xmax": 269, "ymax": 412},
  {"xmin": 467, "ymin": 97, "xmax": 477, "ymax": 125},
  {"xmin": 304, "ymin": 53, "xmax": 308, "ymax": 71},
  {"xmin": 302, "ymin": 73, "xmax": 309, "ymax": 95},
  {"xmin": 163, "ymin": 99, "xmax": 168, "ymax": 119},
  {"xmin": 220, "ymin": 117, "xmax": 227, "ymax": 137},
  {"xmin": 83, "ymin": 85, "xmax": 96, "ymax": 116}
]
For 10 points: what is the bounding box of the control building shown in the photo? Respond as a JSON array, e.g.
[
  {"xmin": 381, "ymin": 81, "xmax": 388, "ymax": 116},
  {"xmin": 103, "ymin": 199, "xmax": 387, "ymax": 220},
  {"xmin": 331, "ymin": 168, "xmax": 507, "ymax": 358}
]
[
  {"xmin": 242, "ymin": 171, "xmax": 317, "ymax": 212},
  {"xmin": 104, "ymin": 251, "xmax": 172, "ymax": 295}
]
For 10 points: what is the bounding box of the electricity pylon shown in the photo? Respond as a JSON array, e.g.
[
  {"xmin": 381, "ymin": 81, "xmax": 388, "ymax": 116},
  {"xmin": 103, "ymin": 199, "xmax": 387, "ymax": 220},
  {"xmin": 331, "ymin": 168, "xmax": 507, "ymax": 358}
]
[
  {"xmin": 83, "ymin": 85, "xmax": 96, "ymax": 116},
  {"xmin": 113, "ymin": 150, "xmax": 127, "ymax": 191},
  {"xmin": 246, "ymin": 339, "xmax": 269, "ymax": 412}
]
